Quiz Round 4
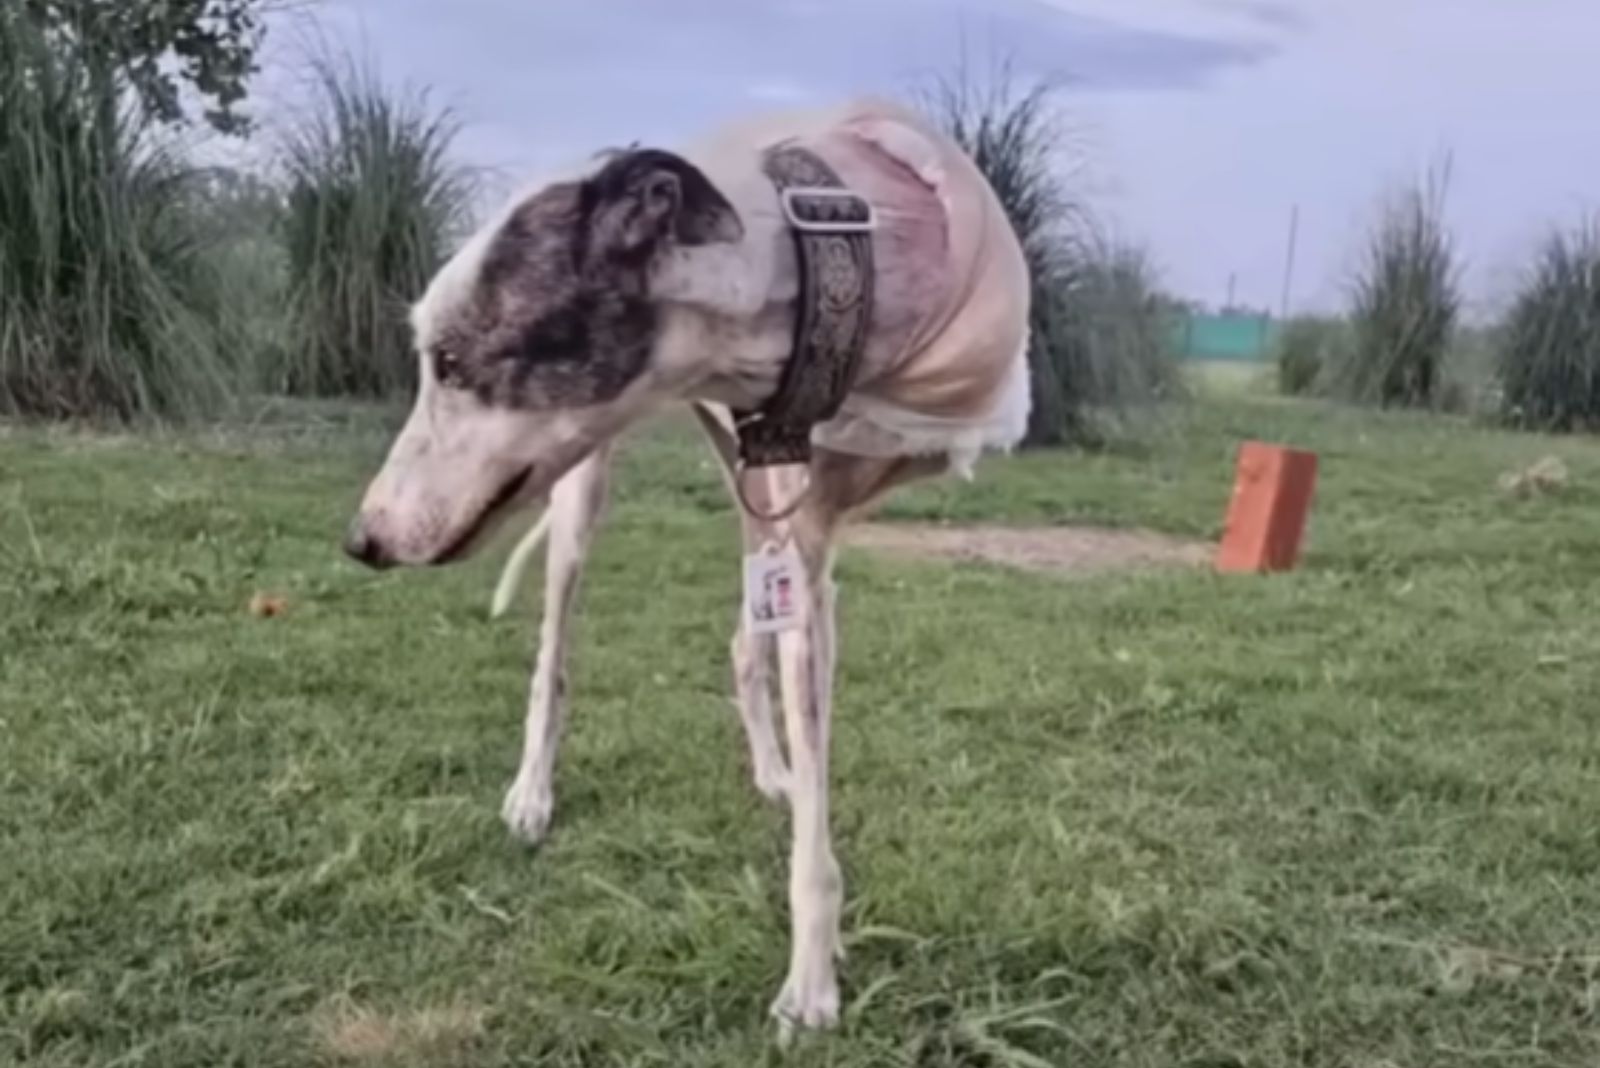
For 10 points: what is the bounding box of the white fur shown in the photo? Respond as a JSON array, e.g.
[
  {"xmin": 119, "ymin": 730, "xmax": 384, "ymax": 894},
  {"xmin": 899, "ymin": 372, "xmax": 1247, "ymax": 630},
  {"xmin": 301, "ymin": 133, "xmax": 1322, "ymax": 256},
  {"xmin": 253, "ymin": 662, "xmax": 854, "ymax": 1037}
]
[
  {"xmin": 732, "ymin": 621, "xmax": 790, "ymax": 803},
  {"xmin": 772, "ymin": 545, "xmax": 843, "ymax": 1031},
  {"xmin": 410, "ymin": 212, "xmax": 496, "ymax": 347},
  {"xmin": 814, "ymin": 334, "xmax": 1032, "ymax": 478}
]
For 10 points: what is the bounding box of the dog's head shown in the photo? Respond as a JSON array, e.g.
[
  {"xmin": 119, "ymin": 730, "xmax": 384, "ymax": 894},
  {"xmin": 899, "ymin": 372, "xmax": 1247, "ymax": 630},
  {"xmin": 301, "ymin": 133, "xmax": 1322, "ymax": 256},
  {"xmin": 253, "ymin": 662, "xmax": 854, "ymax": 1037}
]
[{"xmin": 343, "ymin": 148, "xmax": 744, "ymax": 568}]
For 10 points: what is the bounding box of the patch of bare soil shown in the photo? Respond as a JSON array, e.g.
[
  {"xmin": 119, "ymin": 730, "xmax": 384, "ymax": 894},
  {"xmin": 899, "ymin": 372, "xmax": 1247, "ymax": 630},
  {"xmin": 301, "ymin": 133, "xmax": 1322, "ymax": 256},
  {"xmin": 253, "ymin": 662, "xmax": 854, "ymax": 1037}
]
[
  {"xmin": 845, "ymin": 522, "xmax": 1212, "ymax": 575},
  {"xmin": 312, "ymin": 999, "xmax": 486, "ymax": 1063}
]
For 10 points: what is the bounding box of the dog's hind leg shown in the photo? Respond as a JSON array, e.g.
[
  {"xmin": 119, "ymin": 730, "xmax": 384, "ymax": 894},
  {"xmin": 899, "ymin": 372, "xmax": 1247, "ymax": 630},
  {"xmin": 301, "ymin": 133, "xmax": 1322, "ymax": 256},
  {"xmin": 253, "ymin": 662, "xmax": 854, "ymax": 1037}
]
[
  {"xmin": 501, "ymin": 442, "xmax": 614, "ymax": 844},
  {"xmin": 692, "ymin": 402, "xmax": 791, "ymax": 803}
]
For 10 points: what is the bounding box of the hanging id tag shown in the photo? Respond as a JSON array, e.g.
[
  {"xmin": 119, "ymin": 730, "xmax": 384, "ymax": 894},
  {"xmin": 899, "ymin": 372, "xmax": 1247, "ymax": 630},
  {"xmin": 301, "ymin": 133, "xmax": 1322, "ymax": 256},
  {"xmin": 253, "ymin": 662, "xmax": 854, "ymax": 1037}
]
[{"xmin": 744, "ymin": 540, "xmax": 804, "ymax": 635}]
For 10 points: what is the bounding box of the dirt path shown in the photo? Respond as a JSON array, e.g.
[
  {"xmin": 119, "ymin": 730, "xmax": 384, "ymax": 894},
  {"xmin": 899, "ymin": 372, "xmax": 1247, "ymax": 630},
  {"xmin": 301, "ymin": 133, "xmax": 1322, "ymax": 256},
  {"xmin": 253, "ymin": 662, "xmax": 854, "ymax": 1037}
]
[{"xmin": 844, "ymin": 522, "xmax": 1212, "ymax": 575}]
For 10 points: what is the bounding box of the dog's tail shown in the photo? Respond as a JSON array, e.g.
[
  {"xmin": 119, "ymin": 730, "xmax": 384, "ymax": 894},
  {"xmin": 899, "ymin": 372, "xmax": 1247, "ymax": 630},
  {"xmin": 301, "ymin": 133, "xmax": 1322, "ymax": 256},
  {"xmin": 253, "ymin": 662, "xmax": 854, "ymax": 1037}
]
[{"xmin": 490, "ymin": 509, "xmax": 552, "ymax": 619}]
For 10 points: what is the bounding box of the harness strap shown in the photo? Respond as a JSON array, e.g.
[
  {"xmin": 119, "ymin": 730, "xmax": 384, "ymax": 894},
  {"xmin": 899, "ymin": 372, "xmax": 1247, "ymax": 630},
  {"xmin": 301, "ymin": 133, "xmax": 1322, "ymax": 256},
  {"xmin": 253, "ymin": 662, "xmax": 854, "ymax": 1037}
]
[{"xmin": 733, "ymin": 144, "xmax": 877, "ymax": 469}]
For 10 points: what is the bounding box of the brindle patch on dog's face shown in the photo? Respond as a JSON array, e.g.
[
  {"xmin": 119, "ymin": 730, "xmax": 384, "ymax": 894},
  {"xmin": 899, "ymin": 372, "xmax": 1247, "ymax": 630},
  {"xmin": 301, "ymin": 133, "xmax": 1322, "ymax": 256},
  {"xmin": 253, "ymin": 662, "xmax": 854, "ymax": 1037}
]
[
  {"xmin": 346, "ymin": 147, "xmax": 744, "ymax": 568},
  {"xmin": 423, "ymin": 182, "xmax": 655, "ymax": 411},
  {"xmin": 419, "ymin": 148, "xmax": 745, "ymax": 413}
]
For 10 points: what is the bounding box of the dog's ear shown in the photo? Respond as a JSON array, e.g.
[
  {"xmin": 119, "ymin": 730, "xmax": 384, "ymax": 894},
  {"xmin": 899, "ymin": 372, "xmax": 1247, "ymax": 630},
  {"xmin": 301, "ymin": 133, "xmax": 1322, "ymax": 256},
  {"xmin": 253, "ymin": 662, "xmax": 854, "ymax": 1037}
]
[{"xmin": 581, "ymin": 148, "xmax": 744, "ymax": 260}]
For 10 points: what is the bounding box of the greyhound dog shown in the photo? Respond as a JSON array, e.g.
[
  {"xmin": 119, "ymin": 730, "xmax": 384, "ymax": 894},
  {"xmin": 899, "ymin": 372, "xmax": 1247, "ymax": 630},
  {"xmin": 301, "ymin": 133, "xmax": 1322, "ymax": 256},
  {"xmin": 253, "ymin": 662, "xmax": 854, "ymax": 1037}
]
[{"xmin": 343, "ymin": 96, "xmax": 1030, "ymax": 1031}]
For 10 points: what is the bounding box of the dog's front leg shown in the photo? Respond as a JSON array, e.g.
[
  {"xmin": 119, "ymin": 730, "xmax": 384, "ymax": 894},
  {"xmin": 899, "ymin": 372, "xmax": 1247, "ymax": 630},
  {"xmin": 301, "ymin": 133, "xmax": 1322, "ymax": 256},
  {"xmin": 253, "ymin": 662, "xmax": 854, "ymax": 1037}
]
[
  {"xmin": 732, "ymin": 505, "xmax": 793, "ymax": 804},
  {"xmin": 764, "ymin": 487, "xmax": 844, "ymax": 1032},
  {"xmin": 501, "ymin": 443, "xmax": 613, "ymax": 844},
  {"xmin": 731, "ymin": 613, "xmax": 790, "ymax": 803},
  {"xmin": 692, "ymin": 402, "xmax": 792, "ymax": 802}
]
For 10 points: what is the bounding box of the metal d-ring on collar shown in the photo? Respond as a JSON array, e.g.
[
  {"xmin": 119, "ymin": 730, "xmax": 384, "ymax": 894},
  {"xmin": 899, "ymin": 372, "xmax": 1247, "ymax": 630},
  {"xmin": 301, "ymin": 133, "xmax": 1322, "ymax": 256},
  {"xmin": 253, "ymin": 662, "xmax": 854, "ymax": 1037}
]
[
  {"xmin": 730, "ymin": 143, "xmax": 878, "ymax": 523},
  {"xmin": 732, "ymin": 465, "xmax": 810, "ymax": 524}
]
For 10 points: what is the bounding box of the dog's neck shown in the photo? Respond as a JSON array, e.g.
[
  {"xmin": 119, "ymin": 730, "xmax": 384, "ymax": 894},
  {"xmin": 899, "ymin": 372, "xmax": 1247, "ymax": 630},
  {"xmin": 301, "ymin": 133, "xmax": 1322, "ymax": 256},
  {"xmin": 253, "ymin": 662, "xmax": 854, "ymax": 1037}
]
[
  {"xmin": 651, "ymin": 296, "xmax": 794, "ymax": 412},
  {"xmin": 646, "ymin": 231, "xmax": 800, "ymax": 411}
]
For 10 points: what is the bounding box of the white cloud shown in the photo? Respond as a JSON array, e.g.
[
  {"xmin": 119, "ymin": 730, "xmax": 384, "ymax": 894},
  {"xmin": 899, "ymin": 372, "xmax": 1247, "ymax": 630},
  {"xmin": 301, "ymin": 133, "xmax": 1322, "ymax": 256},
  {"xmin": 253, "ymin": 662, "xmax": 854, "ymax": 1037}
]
[{"xmin": 1031, "ymin": 0, "xmax": 1289, "ymax": 41}]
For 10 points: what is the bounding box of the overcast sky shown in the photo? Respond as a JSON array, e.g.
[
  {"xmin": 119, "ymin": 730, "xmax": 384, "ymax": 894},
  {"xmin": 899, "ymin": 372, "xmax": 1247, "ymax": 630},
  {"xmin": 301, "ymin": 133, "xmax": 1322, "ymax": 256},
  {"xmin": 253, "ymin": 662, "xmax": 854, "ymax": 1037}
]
[{"xmin": 267, "ymin": 0, "xmax": 1600, "ymax": 317}]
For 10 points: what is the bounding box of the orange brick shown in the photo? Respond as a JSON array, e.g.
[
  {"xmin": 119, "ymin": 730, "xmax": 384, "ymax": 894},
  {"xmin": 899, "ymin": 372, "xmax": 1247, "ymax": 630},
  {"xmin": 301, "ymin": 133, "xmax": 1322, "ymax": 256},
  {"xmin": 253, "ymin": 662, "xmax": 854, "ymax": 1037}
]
[{"xmin": 1215, "ymin": 441, "xmax": 1318, "ymax": 573}]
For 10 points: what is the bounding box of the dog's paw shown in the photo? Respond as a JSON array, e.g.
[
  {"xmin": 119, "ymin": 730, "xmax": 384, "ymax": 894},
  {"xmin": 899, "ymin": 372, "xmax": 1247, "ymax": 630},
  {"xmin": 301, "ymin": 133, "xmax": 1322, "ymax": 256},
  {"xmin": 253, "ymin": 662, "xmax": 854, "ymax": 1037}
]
[
  {"xmin": 500, "ymin": 776, "xmax": 553, "ymax": 845},
  {"xmin": 769, "ymin": 966, "xmax": 840, "ymax": 1036}
]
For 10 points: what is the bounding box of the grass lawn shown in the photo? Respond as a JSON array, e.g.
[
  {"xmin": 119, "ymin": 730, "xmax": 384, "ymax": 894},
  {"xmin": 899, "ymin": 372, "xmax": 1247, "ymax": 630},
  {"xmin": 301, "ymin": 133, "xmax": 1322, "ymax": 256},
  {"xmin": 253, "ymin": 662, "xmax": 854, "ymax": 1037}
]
[
  {"xmin": 5, "ymin": 396, "xmax": 1600, "ymax": 1066},
  {"xmin": 1183, "ymin": 359, "xmax": 1275, "ymax": 398}
]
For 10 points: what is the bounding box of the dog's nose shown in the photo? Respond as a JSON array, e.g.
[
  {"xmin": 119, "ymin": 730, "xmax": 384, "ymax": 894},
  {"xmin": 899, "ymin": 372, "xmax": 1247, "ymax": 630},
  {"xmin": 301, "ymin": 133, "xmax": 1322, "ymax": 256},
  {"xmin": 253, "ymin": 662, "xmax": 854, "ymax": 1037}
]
[{"xmin": 343, "ymin": 521, "xmax": 393, "ymax": 570}]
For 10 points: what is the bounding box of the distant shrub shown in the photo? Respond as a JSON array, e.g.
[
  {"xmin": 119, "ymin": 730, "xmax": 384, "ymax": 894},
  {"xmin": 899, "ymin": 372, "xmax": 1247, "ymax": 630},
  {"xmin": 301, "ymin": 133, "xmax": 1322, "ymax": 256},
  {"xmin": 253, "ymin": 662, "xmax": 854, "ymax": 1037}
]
[
  {"xmin": 0, "ymin": 11, "xmax": 234, "ymax": 420},
  {"xmin": 1332, "ymin": 166, "xmax": 1460, "ymax": 408},
  {"xmin": 918, "ymin": 61, "xmax": 1181, "ymax": 446},
  {"xmin": 1273, "ymin": 316, "xmax": 1349, "ymax": 396},
  {"xmin": 276, "ymin": 55, "xmax": 474, "ymax": 398},
  {"xmin": 187, "ymin": 167, "xmax": 292, "ymax": 391},
  {"xmin": 1440, "ymin": 322, "xmax": 1502, "ymax": 416},
  {"xmin": 1031, "ymin": 239, "xmax": 1185, "ymax": 443},
  {"xmin": 1498, "ymin": 219, "xmax": 1600, "ymax": 431}
]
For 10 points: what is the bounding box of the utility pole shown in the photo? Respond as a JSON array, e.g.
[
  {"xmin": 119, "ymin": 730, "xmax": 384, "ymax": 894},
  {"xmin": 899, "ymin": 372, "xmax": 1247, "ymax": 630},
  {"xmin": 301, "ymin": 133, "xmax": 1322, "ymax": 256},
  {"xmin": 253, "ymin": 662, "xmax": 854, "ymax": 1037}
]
[
  {"xmin": 1225, "ymin": 272, "xmax": 1237, "ymax": 312},
  {"xmin": 1279, "ymin": 203, "xmax": 1300, "ymax": 320}
]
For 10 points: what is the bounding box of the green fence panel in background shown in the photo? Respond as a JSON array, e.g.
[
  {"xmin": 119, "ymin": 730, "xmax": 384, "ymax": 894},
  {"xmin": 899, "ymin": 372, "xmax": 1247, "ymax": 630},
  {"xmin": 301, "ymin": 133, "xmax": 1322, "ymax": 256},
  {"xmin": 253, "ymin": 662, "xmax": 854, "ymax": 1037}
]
[{"xmin": 1172, "ymin": 313, "xmax": 1278, "ymax": 362}]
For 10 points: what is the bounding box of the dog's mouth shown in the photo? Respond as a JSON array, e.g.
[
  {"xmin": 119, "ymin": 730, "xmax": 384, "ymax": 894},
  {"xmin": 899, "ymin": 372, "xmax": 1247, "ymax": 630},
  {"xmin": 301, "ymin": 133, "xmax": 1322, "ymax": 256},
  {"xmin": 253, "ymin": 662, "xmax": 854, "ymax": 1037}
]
[{"xmin": 430, "ymin": 466, "xmax": 536, "ymax": 566}]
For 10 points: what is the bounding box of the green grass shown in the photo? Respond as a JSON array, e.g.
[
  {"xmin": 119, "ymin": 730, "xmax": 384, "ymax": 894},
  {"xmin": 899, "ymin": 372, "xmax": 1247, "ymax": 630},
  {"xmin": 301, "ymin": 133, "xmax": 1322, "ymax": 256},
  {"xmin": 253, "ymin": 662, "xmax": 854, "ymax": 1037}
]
[
  {"xmin": 1184, "ymin": 359, "xmax": 1274, "ymax": 399},
  {"xmin": 6, "ymin": 396, "xmax": 1600, "ymax": 1066}
]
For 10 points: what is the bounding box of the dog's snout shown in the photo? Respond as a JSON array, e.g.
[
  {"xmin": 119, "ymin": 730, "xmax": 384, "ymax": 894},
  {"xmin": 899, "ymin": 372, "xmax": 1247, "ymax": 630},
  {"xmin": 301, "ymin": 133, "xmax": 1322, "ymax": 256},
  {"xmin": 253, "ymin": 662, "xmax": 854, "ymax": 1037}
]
[{"xmin": 343, "ymin": 520, "xmax": 393, "ymax": 570}]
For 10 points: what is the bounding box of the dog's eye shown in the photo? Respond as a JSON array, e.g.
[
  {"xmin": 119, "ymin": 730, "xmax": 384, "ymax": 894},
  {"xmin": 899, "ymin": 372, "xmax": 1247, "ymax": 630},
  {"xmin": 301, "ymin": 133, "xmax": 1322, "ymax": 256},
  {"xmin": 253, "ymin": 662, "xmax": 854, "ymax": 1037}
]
[{"xmin": 432, "ymin": 347, "xmax": 463, "ymax": 387}]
